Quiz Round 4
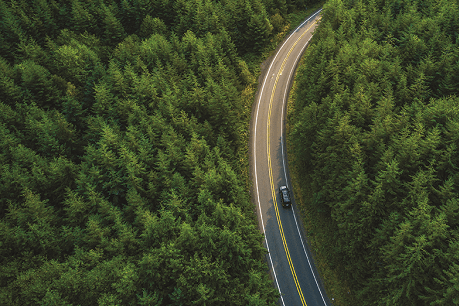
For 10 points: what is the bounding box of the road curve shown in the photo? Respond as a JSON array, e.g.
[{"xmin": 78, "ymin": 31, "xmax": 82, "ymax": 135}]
[{"xmin": 250, "ymin": 10, "xmax": 331, "ymax": 306}]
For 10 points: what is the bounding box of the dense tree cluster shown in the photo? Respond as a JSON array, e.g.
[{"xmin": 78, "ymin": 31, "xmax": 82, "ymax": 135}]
[
  {"xmin": 0, "ymin": 0, "xmax": 314, "ymax": 304},
  {"xmin": 290, "ymin": 0, "xmax": 459, "ymax": 304}
]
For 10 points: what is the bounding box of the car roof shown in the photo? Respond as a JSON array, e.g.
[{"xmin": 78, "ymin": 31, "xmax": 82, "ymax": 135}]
[{"xmin": 281, "ymin": 189, "xmax": 290, "ymax": 201}]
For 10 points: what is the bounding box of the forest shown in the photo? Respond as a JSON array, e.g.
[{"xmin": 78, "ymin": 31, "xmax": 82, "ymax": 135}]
[
  {"xmin": 0, "ymin": 0, "xmax": 318, "ymax": 305},
  {"xmin": 290, "ymin": 0, "xmax": 459, "ymax": 305}
]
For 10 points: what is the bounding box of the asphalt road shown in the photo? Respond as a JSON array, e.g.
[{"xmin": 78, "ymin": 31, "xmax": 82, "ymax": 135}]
[{"xmin": 250, "ymin": 9, "xmax": 331, "ymax": 306}]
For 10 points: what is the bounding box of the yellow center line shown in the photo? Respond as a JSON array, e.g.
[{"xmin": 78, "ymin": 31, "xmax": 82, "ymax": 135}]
[{"xmin": 267, "ymin": 19, "xmax": 319, "ymax": 306}]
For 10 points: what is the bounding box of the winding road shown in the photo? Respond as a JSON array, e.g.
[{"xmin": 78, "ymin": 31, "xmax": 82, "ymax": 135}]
[{"xmin": 250, "ymin": 9, "xmax": 331, "ymax": 306}]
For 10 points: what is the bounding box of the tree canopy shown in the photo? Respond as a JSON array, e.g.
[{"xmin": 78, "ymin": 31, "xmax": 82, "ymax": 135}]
[
  {"xmin": 0, "ymin": 0, "xmax": 318, "ymax": 304},
  {"xmin": 290, "ymin": 0, "xmax": 459, "ymax": 304}
]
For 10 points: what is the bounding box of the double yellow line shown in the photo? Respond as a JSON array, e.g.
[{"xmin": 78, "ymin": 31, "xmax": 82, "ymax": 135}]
[{"xmin": 267, "ymin": 20, "xmax": 319, "ymax": 306}]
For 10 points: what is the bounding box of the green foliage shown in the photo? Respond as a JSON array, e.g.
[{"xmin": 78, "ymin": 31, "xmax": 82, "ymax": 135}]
[
  {"xmin": 291, "ymin": 0, "xmax": 459, "ymax": 304},
  {"xmin": 0, "ymin": 0, "xmax": 308, "ymax": 304},
  {"xmin": 139, "ymin": 15, "xmax": 167, "ymax": 38}
]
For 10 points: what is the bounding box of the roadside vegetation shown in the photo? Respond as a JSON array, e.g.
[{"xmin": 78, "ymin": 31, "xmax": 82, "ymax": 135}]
[
  {"xmin": 0, "ymin": 0, "xmax": 320, "ymax": 305},
  {"xmin": 289, "ymin": 0, "xmax": 459, "ymax": 305}
]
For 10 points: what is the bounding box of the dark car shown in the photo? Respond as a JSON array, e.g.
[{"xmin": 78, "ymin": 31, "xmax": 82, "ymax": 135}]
[{"xmin": 279, "ymin": 185, "xmax": 292, "ymax": 208}]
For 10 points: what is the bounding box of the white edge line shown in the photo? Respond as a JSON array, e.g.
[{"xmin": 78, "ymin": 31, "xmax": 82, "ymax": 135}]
[
  {"xmin": 254, "ymin": 9, "xmax": 322, "ymax": 305},
  {"xmin": 280, "ymin": 12, "xmax": 328, "ymax": 306}
]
